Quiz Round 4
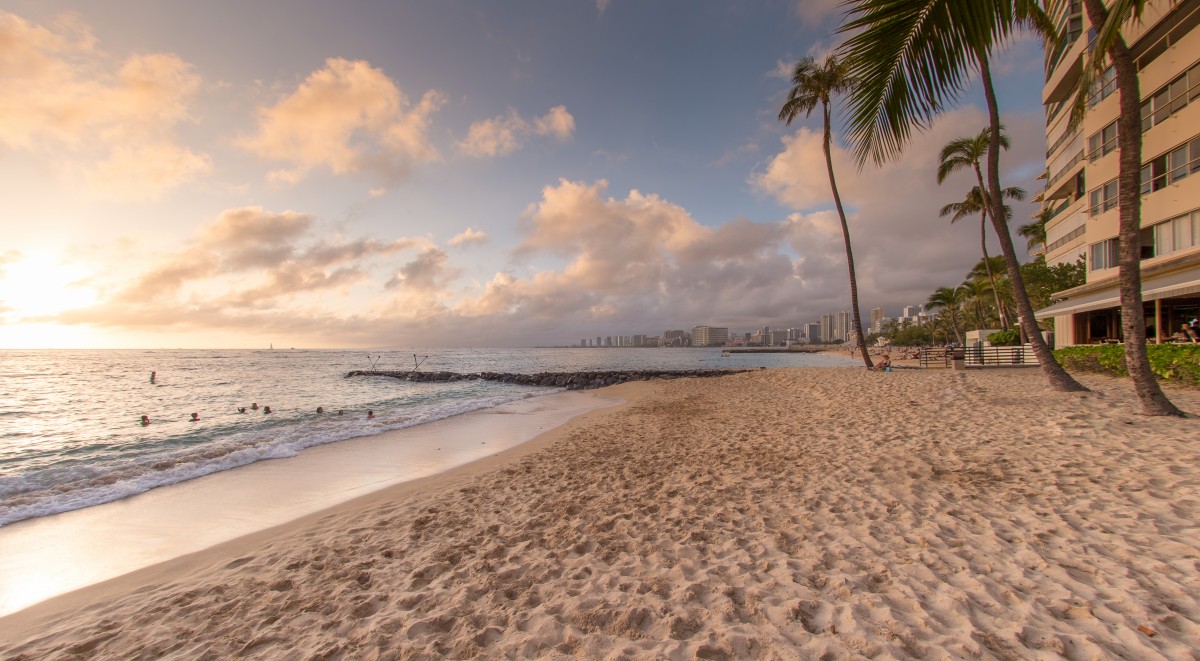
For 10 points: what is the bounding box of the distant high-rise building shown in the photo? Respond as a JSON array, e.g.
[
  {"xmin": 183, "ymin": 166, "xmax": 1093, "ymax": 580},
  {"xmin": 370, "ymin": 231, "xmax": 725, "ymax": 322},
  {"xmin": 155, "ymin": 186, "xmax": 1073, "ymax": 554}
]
[
  {"xmin": 768, "ymin": 329, "xmax": 789, "ymax": 346},
  {"xmin": 663, "ymin": 329, "xmax": 690, "ymax": 347},
  {"xmin": 691, "ymin": 326, "xmax": 729, "ymax": 347},
  {"xmin": 803, "ymin": 322, "xmax": 821, "ymax": 342},
  {"xmin": 870, "ymin": 307, "xmax": 884, "ymax": 330},
  {"xmin": 835, "ymin": 311, "xmax": 851, "ymax": 342}
]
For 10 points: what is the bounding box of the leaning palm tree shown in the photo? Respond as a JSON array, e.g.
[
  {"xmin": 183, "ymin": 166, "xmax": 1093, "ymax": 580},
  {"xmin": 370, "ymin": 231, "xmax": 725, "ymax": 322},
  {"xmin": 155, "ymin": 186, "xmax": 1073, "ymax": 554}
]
[
  {"xmin": 960, "ymin": 277, "xmax": 993, "ymax": 331},
  {"xmin": 939, "ymin": 184, "xmax": 1024, "ymax": 329},
  {"xmin": 1074, "ymin": 0, "xmax": 1182, "ymax": 415},
  {"xmin": 838, "ymin": 0, "xmax": 1087, "ymax": 392},
  {"xmin": 778, "ymin": 54, "xmax": 873, "ymax": 369},
  {"xmin": 926, "ymin": 286, "xmax": 965, "ymax": 344}
]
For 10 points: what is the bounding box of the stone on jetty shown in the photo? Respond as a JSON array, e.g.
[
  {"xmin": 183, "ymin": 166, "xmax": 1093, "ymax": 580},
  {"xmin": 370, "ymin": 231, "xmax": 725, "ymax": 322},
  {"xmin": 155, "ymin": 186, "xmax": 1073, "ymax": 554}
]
[{"xmin": 344, "ymin": 368, "xmax": 751, "ymax": 390}]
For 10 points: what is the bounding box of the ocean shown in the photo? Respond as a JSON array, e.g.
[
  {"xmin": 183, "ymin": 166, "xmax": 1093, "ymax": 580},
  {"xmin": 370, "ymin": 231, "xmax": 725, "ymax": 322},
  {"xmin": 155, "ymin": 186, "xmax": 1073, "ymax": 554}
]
[{"xmin": 0, "ymin": 347, "xmax": 853, "ymax": 528}]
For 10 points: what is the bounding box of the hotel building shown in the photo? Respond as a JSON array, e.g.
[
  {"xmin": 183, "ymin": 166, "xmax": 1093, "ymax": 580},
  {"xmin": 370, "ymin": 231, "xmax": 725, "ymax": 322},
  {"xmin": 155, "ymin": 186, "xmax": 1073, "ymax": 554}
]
[
  {"xmin": 1036, "ymin": 0, "xmax": 1200, "ymax": 344},
  {"xmin": 690, "ymin": 325, "xmax": 730, "ymax": 347}
]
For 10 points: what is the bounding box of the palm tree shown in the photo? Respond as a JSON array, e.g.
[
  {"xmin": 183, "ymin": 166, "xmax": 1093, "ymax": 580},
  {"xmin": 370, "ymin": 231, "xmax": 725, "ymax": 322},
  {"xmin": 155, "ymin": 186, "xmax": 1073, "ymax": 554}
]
[
  {"xmin": 1018, "ymin": 209, "xmax": 1049, "ymax": 255},
  {"xmin": 1075, "ymin": 0, "xmax": 1182, "ymax": 415},
  {"xmin": 926, "ymin": 286, "xmax": 965, "ymax": 344},
  {"xmin": 960, "ymin": 278, "xmax": 992, "ymax": 331},
  {"xmin": 839, "ymin": 0, "xmax": 1088, "ymax": 392},
  {"xmin": 939, "ymin": 184, "xmax": 1024, "ymax": 329},
  {"xmin": 778, "ymin": 54, "xmax": 873, "ymax": 369}
]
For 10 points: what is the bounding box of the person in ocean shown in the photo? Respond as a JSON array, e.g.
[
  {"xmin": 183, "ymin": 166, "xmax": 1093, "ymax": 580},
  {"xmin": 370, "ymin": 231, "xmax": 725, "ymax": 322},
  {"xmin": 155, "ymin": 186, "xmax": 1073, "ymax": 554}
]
[
  {"xmin": 316, "ymin": 406, "xmax": 324, "ymax": 414},
  {"xmin": 141, "ymin": 415, "xmax": 150, "ymax": 426},
  {"xmin": 238, "ymin": 407, "xmax": 246, "ymax": 413},
  {"xmin": 190, "ymin": 412, "xmax": 200, "ymax": 422},
  {"xmin": 263, "ymin": 406, "xmax": 272, "ymax": 414},
  {"xmin": 251, "ymin": 403, "xmax": 259, "ymax": 410},
  {"xmin": 367, "ymin": 410, "xmax": 375, "ymax": 419},
  {"xmin": 338, "ymin": 409, "xmax": 344, "ymax": 416},
  {"xmin": 150, "ymin": 371, "xmax": 156, "ymax": 384}
]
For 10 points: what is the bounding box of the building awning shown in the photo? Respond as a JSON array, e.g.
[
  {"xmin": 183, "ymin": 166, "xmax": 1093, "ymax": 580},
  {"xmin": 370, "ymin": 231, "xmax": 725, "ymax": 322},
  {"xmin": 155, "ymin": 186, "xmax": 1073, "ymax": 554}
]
[{"xmin": 1035, "ymin": 267, "xmax": 1200, "ymax": 319}]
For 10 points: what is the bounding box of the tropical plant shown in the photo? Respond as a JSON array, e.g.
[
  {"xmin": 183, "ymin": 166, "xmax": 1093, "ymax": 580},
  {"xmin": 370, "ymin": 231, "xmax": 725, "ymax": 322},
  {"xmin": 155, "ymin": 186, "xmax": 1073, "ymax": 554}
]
[
  {"xmin": 778, "ymin": 54, "xmax": 873, "ymax": 369},
  {"xmin": 959, "ymin": 278, "xmax": 993, "ymax": 330},
  {"xmin": 926, "ymin": 286, "xmax": 965, "ymax": 344},
  {"xmin": 838, "ymin": 0, "xmax": 1088, "ymax": 392},
  {"xmin": 1018, "ymin": 207, "xmax": 1050, "ymax": 254},
  {"xmin": 1074, "ymin": 0, "xmax": 1182, "ymax": 415},
  {"xmin": 939, "ymin": 183, "xmax": 1024, "ymax": 329}
]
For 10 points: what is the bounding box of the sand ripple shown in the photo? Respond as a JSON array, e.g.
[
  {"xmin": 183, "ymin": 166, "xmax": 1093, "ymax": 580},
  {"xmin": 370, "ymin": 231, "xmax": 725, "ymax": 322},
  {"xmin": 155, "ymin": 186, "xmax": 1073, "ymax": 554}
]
[{"xmin": 2, "ymin": 368, "xmax": 1199, "ymax": 659}]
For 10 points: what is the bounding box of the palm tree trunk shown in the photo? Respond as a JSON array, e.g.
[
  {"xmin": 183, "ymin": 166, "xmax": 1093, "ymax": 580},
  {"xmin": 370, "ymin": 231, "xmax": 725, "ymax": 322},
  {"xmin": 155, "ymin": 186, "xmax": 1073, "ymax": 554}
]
[
  {"xmin": 1082, "ymin": 0, "xmax": 1182, "ymax": 415},
  {"xmin": 977, "ymin": 208, "xmax": 1008, "ymax": 329},
  {"xmin": 822, "ymin": 100, "xmax": 873, "ymax": 369},
  {"xmin": 950, "ymin": 308, "xmax": 962, "ymax": 344},
  {"xmin": 978, "ymin": 51, "xmax": 1087, "ymax": 392}
]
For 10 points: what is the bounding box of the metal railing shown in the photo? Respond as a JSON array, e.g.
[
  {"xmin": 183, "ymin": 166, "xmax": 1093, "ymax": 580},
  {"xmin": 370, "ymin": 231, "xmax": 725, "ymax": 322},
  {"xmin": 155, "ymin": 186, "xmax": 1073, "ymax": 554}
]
[{"xmin": 917, "ymin": 345, "xmax": 1040, "ymax": 368}]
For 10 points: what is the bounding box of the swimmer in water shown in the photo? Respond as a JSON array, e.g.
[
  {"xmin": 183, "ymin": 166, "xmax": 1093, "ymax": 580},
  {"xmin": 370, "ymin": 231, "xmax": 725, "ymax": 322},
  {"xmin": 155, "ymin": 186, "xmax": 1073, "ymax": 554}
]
[
  {"xmin": 316, "ymin": 406, "xmax": 324, "ymax": 414},
  {"xmin": 367, "ymin": 410, "xmax": 375, "ymax": 419},
  {"xmin": 190, "ymin": 412, "xmax": 200, "ymax": 422},
  {"xmin": 338, "ymin": 409, "xmax": 344, "ymax": 416},
  {"xmin": 263, "ymin": 406, "xmax": 272, "ymax": 414},
  {"xmin": 141, "ymin": 415, "xmax": 150, "ymax": 426},
  {"xmin": 238, "ymin": 407, "xmax": 246, "ymax": 413},
  {"xmin": 251, "ymin": 403, "xmax": 259, "ymax": 410},
  {"xmin": 150, "ymin": 371, "xmax": 156, "ymax": 383}
]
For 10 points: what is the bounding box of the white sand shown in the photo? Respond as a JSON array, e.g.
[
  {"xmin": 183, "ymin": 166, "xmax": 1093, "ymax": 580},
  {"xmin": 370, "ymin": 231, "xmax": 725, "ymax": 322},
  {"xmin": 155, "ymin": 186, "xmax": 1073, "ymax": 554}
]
[{"xmin": 2, "ymin": 367, "xmax": 1198, "ymax": 659}]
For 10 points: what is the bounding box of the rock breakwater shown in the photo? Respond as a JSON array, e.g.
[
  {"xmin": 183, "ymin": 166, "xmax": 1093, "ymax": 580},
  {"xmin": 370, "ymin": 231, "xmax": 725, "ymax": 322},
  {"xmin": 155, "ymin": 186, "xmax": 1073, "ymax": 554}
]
[{"xmin": 344, "ymin": 369, "xmax": 752, "ymax": 390}]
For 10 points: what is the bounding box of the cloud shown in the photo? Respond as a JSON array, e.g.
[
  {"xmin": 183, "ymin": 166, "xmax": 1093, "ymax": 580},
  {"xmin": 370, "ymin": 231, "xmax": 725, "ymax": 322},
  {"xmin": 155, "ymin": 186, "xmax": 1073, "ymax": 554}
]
[
  {"xmin": 0, "ymin": 11, "xmax": 209, "ymax": 200},
  {"xmin": 752, "ymin": 106, "xmax": 1045, "ymax": 307},
  {"xmin": 448, "ymin": 227, "xmax": 489, "ymax": 248},
  {"xmin": 793, "ymin": 0, "xmax": 844, "ymax": 27},
  {"xmin": 711, "ymin": 140, "xmax": 759, "ymax": 167},
  {"xmin": 455, "ymin": 179, "xmax": 798, "ymax": 330},
  {"xmin": 458, "ymin": 105, "xmax": 575, "ymax": 158},
  {"xmin": 239, "ymin": 57, "xmax": 446, "ymax": 184},
  {"xmin": 596, "ymin": 0, "xmax": 612, "ymax": 15},
  {"xmin": 85, "ymin": 206, "xmax": 423, "ymax": 315}
]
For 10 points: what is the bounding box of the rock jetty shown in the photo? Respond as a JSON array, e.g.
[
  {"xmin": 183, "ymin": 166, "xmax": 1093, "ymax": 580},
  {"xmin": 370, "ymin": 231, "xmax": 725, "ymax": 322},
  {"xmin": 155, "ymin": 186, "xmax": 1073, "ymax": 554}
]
[{"xmin": 344, "ymin": 369, "xmax": 752, "ymax": 390}]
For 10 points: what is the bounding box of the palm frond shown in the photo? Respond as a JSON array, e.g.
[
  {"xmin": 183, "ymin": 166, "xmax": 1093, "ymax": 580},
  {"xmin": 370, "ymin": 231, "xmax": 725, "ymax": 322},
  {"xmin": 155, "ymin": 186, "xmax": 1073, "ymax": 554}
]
[{"xmin": 838, "ymin": 0, "xmax": 1024, "ymax": 166}]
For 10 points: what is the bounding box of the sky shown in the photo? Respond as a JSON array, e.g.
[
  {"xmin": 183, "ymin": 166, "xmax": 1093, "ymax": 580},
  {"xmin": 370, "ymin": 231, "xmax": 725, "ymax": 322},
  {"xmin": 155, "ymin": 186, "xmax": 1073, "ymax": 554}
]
[{"xmin": 0, "ymin": 1, "xmax": 1049, "ymax": 349}]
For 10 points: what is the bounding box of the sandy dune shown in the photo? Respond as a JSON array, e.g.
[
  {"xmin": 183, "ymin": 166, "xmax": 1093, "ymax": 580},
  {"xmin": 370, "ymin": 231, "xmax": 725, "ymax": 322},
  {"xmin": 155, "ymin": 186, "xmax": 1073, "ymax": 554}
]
[{"xmin": 2, "ymin": 367, "xmax": 1198, "ymax": 659}]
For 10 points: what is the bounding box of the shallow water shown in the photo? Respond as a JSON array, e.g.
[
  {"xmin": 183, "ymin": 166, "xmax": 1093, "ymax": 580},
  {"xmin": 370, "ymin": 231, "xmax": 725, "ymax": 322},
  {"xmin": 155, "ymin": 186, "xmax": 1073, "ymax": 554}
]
[{"xmin": 0, "ymin": 347, "xmax": 852, "ymax": 526}]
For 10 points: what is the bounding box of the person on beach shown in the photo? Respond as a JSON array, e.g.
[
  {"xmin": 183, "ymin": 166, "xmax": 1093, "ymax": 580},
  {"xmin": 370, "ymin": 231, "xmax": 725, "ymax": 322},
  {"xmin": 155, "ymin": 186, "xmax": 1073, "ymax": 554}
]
[
  {"xmin": 140, "ymin": 415, "xmax": 150, "ymax": 426},
  {"xmin": 367, "ymin": 410, "xmax": 375, "ymax": 419},
  {"xmin": 251, "ymin": 403, "xmax": 259, "ymax": 410},
  {"xmin": 872, "ymin": 355, "xmax": 892, "ymax": 371},
  {"xmin": 263, "ymin": 406, "xmax": 272, "ymax": 414},
  {"xmin": 190, "ymin": 412, "xmax": 200, "ymax": 422}
]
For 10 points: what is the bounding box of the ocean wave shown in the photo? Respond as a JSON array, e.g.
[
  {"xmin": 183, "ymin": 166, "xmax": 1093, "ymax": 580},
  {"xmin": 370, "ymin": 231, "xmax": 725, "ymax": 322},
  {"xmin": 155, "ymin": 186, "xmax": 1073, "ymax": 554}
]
[{"xmin": 0, "ymin": 389, "xmax": 551, "ymax": 527}]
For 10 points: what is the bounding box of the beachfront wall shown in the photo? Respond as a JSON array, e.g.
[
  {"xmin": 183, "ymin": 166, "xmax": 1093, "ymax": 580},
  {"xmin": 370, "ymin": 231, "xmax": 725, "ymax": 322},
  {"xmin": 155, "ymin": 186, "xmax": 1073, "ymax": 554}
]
[{"xmin": 1037, "ymin": 0, "xmax": 1200, "ymax": 347}]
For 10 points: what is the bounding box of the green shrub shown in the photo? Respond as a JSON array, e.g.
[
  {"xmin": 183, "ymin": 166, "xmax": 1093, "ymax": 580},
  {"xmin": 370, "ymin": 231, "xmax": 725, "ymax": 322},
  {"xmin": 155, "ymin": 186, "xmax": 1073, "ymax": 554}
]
[
  {"xmin": 986, "ymin": 328, "xmax": 1022, "ymax": 346},
  {"xmin": 1053, "ymin": 344, "xmax": 1200, "ymax": 387}
]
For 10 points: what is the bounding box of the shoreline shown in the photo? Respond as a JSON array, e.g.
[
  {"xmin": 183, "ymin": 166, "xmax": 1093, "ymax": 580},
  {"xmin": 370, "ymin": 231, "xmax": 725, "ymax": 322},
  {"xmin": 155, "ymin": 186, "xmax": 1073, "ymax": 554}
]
[
  {"xmin": 3, "ymin": 367, "xmax": 1198, "ymax": 658},
  {"xmin": 0, "ymin": 388, "xmax": 623, "ymax": 618}
]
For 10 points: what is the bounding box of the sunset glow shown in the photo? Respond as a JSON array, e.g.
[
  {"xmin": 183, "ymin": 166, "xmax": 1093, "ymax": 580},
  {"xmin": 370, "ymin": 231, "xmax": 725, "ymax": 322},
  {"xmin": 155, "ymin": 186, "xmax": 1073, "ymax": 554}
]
[{"xmin": 0, "ymin": 2, "xmax": 1047, "ymax": 348}]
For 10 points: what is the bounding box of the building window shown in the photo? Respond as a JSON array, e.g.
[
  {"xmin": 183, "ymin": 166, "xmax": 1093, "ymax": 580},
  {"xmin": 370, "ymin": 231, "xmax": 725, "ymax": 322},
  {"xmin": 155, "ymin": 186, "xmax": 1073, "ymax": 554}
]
[
  {"xmin": 1087, "ymin": 121, "xmax": 1117, "ymax": 162},
  {"xmin": 1089, "ymin": 237, "xmax": 1119, "ymax": 271},
  {"xmin": 1151, "ymin": 210, "xmax": 1200, "ymax": 257},
  {"xmin": 1088, "ymin": 179, "xmax": 1118, "ymax": 216},
  {"xmin": 1141, "ymin": 135, "xmax": 1200, "ymax": 195},
  {"xmin": 1140, "ymin": 61, "xmax": 1200, "ymax": 132},
  {"xmin": 1089, "ymin": 67, "xmax": 1116, "ymax": 107}
]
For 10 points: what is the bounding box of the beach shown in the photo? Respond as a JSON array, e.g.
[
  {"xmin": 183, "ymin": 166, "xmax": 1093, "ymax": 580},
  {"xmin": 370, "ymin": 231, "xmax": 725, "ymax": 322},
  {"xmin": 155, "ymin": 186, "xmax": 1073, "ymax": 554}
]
[{"xmin": 2, "ymin": 367, "xmax": 1198, "ymax": 659}]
